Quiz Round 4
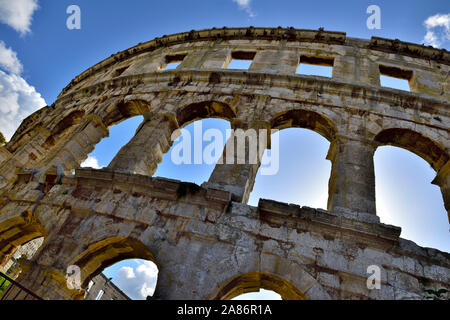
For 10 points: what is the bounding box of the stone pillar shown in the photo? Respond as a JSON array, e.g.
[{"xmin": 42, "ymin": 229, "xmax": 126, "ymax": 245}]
[
  {"xmin": 41, "ymin": 115, "xmax": 108, "ymax": 175},
  {"xmin": 249, "ymin": 50, "xmax": 298, "ymax": 74},
  {"xmin": 432, "ymin": 160, "xmax": 450, "ymax": 223},
  {"xmin": 2, "ymin": 259, "xmax": 85, "ymax": 300},
  {"xmin": 200, "ymin": 49, "xmax": 231, "ymax": 69},
  {"xmin": 108, "ymin": 113, "xmax": 178, "ymax": 176},
  {"xmin": 410, "ymin": 69, "xmax": 449, "ymax": 100},
  {"xmin": 178, "ymin": 50, "xmax": 208, "ymax": 69},
  {"xmin": 205, "ymin": 120, "xmax": 268, "ymax": 203},
  {"xmin": 333, "ymin": 54, "xmax": 380, "ymax": 86},
  {"xmin": 327, "ymin": 136, "xmax": 376, "ymax": 215}
]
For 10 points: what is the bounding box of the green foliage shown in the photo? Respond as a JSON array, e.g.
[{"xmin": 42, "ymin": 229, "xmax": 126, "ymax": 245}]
[{"xmin": 0, "ymin": 132, "xmax": 5, "ymax": 145}]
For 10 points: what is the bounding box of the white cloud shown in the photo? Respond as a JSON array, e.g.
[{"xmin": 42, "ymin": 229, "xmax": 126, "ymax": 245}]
[
  {"xmin": 232, "ymin": 0, "xmax": 255, "ymax": 18},
  {"xmin": 0, "ymin": 69, "xmax": 46, "ymax": 141},
  {"xmin": 422, "ymin": 13, "xmax": 450, "ymax": 48},
  {"xmin": 0, "ymin": 41, "xmax": 46, "ymax": 142},
  {"xmin": 0, "ymin": 0, "xmax": 39, "ymax": 35},
  {"xmin": 113, "ymin": 260, "xmax": 159, "ymax": 300},
  {"xmin": 0, "ymin": 41, "xmax": 23, "ymax": 74},
  {"xmin": 81, "ymin": 156, "xmax": 101, "ymax": 169}
]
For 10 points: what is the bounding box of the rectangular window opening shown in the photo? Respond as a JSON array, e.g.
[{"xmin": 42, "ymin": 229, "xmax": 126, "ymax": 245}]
[
  {"xmin": 161, "ymin": 54, "xmax": 186, "ymax": 71},
  {"xmin": 227, "ymin": 51, "xmax": 256, "ymax": 70},
  {"xmin": 297, "ymin": 56, "xmax": 334, "ymax": 78},
  {"xmin": 379, "ymin": 65, "xmax": 412, "ymax": 91}
]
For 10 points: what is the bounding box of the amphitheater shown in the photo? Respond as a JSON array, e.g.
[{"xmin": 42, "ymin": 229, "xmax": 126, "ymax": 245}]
[{"xmin": 0, "ymin": 27, "xmax": 449, "ymax": 300}]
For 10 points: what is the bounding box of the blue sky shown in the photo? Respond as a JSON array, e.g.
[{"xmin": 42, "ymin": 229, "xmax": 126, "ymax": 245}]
[{"xmin": 0, "ymin": 0, "xmax": 448, "ymax": 300}]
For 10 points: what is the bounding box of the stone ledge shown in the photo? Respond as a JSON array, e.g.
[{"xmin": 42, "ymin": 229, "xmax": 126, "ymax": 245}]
[
  {"xmin": 58, "ymin": 69, "xmax": 450, "ymax": 115},
  {"xmin": 74, "ymin": 167, "xmax": 230, "ymax": 209},
  {"xmin": 257, "ymin": 198, "xmax": 401, "ymax": 244},
  {"xmin": 396, "ymin": 238, "xmax": 450, "ymax": 267}
]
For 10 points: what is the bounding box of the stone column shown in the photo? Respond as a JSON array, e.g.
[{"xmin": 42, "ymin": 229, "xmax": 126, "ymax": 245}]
[
  {"xmin": 108, "ymin": 113, "xmax": 178, "ymax": 176},
  {"xmin": 205, "ymin": 120, "xmax": 269, "ymax": 203},
  {"xmin": 249, "ymin": 50, "xmax": 298, "ymax": 74},
  {"xmin": 200, "ymin": 49, "xmax": 231, "ymax": 69},
  {"xmin": 327, "ymin": 136, "xmax": 376, "ymax": 215},
  {"xmin": 432, "ymin": 160, "xmax": 450, "ymax": 223}
]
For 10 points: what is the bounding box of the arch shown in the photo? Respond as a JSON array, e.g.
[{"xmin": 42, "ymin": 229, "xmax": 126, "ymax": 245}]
[
  {"xmin": 41, "ymin": 110, "xmax": 86, "ymax": 149},
  {"xmin": 270, "ymin": 109, "xmax": 337, "ymax": 142},
  {"xmin": 176, "ymin": 101, "xmax": 236, "ymax": 128},
  {"xmin": 50, "ymin": 110, "xmax": 85, "ymax": 137},
  {"xmin": 212, "ymin": 272, "xmax": 307, "ymax": 300},
  {"xmin": 154, "ymin": 117, "xmax": 231, "ymax": 184},
  {"xmin": 0, "ymin": 212, "xmax": 46, "ymax": 268},
  {"xmin": 374, "ymin": 128, "xmax": 449, "ymax": 171},
  {"xmin": 69, "ymin": 237, "xmax": 155, "ymax": 288},
  {"xmin": 103, "ymin": 99, "xmax": 151, "ymax": 128},
  {"xmin": 374, "ymin": 145, "xmax": 449, "ymax": 250}
]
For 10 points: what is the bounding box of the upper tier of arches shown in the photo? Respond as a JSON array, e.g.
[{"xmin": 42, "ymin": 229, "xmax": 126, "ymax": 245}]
[{"xmin": 58, "ymin": 27, "xmax": 449, "ymax": 100}]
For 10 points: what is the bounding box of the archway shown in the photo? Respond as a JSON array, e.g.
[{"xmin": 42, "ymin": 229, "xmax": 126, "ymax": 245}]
[
  {"xmin": 175, "ymin": 101, "xmax": 236, "ymax": 128},
  {"xmin": 0, "ymin": 214, "xmax": 46, "ymax": 298},
  {"xmin": 81, "ymin": 115, "xmax": 144, "ymax": 170},
  {"xmin": 232, "ymin": 289, "xmax": 282, "ymax": 300},
  {"xmin": 374, "ymin": 128, "xmax": 448, "ymax": 171},
  {"xmin": 213, "ymin": 272, "xmax": 306, "ymax": 300},
  {"xmin": 374, "ymin": 146, "xmax": 449, "ymax": 252},
  {"xmin": 69, "ymin": 237, "xmax": 158, "ymax": 300},
  {"xmin": 248, "ymin": 128, "xmax": 331, "ymax": 208},
  {"xmin": 248, "ymin": 109, "xmax": 336, "ymax": 208},
  {"xmin": 150, "ymin": 99, "xmax": 236, "ymax": 184},
  {"xmin": 374, "ymin": 128, "xmax": 449, "ymax": 223},
  {"xmin": 98, "ymin": 259, "xmax": 159, "ymax": 300},
  {"xmin": 154, "ymin": 118, "xmax": 231, "ymax": 185},
  {"xmin": 0, "ymin": 213, "xmax": 46, "ymax": 271}
]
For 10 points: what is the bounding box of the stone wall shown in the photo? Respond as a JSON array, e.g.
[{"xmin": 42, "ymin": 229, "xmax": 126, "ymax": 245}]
[{"xmin": 0, "ymin": 27, "xmax": 448, "ymax": 300}]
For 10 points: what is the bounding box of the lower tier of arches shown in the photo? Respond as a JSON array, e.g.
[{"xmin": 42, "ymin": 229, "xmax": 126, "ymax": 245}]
[{"xmin": 0, "ymin": 168, "xmax": 448, "ymax": 300}]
